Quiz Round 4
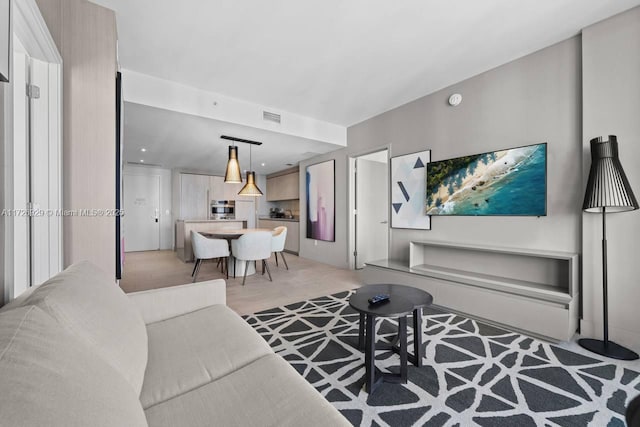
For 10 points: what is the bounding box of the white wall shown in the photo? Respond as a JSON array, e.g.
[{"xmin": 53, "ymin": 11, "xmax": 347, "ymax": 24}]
[
  {"xmin": 581, "ymin": 6, "xmax": 640, "ymax": 353},
  {"xmin": 123, "ymin": 164, "xmax": 173, "ymax": 250}
]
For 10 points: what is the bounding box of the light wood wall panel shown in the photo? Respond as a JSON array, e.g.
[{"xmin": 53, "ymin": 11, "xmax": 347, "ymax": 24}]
[{"xmin": 37, "ymin": 0, "xmax": 117, "ymax": 276}]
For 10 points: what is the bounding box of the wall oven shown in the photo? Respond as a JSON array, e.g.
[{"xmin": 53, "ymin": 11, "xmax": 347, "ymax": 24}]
[{"xmin": 211, "ymin": 200, "xmax": 235, "ymax": 220}]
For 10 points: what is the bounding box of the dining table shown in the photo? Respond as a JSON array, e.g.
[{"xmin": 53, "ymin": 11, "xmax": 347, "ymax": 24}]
[{"xmin": 201, "ymin": 228, "xmax": 273, "ymax": 278}]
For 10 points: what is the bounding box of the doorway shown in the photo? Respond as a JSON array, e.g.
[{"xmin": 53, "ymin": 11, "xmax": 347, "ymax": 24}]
[
  {"xmin": 123, "ymin": 174, "xmax": 160, "ymax": 252},
  {"xmin": 351, "ymin": 149, "xmax": 389, "ymax": 269}
]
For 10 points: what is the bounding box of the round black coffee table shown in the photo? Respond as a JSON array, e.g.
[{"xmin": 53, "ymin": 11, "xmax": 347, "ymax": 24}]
[
  {"xmin": 357, "ymin": 284, "xmax": 433, "ymax": 367},
  {"xmin": 349, "ymin": 289, "xmax": 414, "ymax": 394}
]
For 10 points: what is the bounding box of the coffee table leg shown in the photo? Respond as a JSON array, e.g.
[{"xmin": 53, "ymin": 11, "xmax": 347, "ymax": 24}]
[
  {"xmin": 358, "ymin": 313, "xmax": 365, "ymax": 350},
  {"xmin": 364, "ymin": 314, "xmax": 376, "ymax": 393},
  {"xmin": 413, "ymin": 308, "xmax": 423, "ymax": 367},
  {"xmin": 398, "ymin": 316, "xmax": 408, "ymax": 383}
]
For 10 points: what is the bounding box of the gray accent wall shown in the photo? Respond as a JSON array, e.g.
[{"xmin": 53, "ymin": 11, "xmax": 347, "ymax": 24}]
[
  {"xmin": 582, "ymin": 7, "xmax": 640, "ymax": 352},
  {"xmin": 300, "ymin": 7, "xmax": 640, "ymax": 352},
  {"xmin": 300, "ymin": 35, "xmax": 583, "ymax": 269}
]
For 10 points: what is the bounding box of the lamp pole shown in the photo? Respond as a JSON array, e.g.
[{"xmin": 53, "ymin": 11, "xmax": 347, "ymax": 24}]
[{"xmin": 602, "ymin": 206, "xmax": 608, "ymax": 346}]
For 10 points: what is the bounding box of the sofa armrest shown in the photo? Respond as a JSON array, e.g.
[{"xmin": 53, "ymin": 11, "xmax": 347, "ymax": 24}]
[{"xmin": 127, "ymin": 279, "xmax": 226, "ymax": 324}]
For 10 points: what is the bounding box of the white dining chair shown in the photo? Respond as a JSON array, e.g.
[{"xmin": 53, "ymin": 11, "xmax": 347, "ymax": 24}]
[
  {"xmin": 191, "ymin": 231, "xmax": 230, "ymax": 282},
  {"xmin": 271, "ymin": 226, "xmax": 288, "ymax": 270},
  {"xmin": 231, "ymin": 231, "xmax": 273, "ymax": 286}
]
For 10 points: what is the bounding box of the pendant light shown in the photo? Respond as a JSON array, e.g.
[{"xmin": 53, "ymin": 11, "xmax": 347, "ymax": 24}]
[
  {"xmin": 222, "ymin": 136, "xmax": 242, "ymax": 183},
  {"xmin": 238, "ymin": 142, "xmax": 263, "ymax": 197}
]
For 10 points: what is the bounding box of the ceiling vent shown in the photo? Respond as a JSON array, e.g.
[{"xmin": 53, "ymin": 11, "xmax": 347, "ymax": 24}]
[
  {"xmin": 127, "ymin": 161, "xmax": 163, "ymax": 167},
  {"xmin": 263, "ymin": 111, "xmax": 281, "ymax": 124}
]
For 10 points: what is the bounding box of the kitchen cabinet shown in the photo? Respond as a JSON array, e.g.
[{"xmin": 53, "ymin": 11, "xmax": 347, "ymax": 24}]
[
  {"xmin": 210, "ymin": 176, "xmax": 243, "ymax": 202},
  {"xmin": 209, "ymin": 176, "xmax": 224, "ymax": 200},
  {"xmin": 235, "ymin": 199, "xmax": 256, "ymax": 228},
  {"xmin": 180, "ymin": 174, "xmax": 210, "ymax": 220},
  {"xmin": 258, "ymin": 219, "xmax": 299, "ymax": 253},
  {"xmin": 174, "ymin": 173, "xmax": 250, "ymax": 221},
  {"xmin": 224, "ymin": 182, "xmax": 243, "ymax": 200},
  {"xmin": 266, "ymin": 172, "xmax": 299, "ymax": 201}
]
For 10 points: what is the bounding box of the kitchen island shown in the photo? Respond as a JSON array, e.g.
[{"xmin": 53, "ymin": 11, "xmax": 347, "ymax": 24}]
[{"xmin": 176, "ymin": 219, "xmax": 247, "ymax": 262}]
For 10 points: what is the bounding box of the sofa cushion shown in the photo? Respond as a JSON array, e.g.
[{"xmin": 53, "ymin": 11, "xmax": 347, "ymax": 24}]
[
  {"xmin": 0, "ymin": 306, "xmax": 148, "ymax": 427},
  {"xmin": 144, "ymin": 354, "xmax": 349, "ymax": 427},
  {"xmin": 141, "ymin": 304, "xmax": 272, "ymax": 408},
  {"xmin": 20, "ymin": 261, "xmax": 148, "ymax": 394}
]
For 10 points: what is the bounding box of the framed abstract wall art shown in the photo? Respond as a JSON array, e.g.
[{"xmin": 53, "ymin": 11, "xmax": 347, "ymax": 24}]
[
  {"xmin": 390, "ymin": 150, "xmax": 431, "ymax": 229},
  {"xmin": 306, "ymin": 159, "xmax": 335, "ymax": 241}
]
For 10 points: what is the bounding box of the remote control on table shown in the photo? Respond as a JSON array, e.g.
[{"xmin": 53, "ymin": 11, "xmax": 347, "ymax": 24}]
[{"xmin": 368, "ymin": 294, "xmax": 390, "ymax": 305}]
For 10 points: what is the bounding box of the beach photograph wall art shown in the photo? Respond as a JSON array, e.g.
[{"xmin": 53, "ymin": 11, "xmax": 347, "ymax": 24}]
[
  {"xmin": 390, "ymin": 150, "xmax": 431, "ymax": 229},
  {"xmin": 426, "ymin": 143, "xmax": 547, "ymax": 216},
  {"xmin": 306, "ymin": 159, "xmax": 335, "ymax": 241}
]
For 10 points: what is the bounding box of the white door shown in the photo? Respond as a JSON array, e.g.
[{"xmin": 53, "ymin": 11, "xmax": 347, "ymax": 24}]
[
  {"xmin": 355, "ymin": 151, "xmax": 389, "ymax": 269},
  {"xmin": 30, "ymin": 58, "xmax": 56, "ymax": 285},
  {"xmin": 12, "ymin": 49, "xmax": 31, "ymax": 295},
  {"xmin": 7, "ymin": 4, "xmax": 63, "ymax": 301},
  {"xmin": 123, "ymin": 174, "xmax": 160, "ymax": 252},
  {"xmin": 12, "ymin": 47, "xmax": 61, "ymax": 290}
]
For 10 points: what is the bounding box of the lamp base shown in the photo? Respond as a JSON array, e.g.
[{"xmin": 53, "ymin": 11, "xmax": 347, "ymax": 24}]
[{"xmin": 578, "ymin": 338, "xmax": 639, "ymax": 361}]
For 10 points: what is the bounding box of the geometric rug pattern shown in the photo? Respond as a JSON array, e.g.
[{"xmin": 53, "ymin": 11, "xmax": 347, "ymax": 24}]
[{"xmin": 244, "ymin": 291, "xmax": 640, "ymax": 427}]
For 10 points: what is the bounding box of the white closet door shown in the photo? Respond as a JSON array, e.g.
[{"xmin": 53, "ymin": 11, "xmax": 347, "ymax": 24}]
[
  {"xmin": 12, "ymin": 50, "xmax": 30, "ymax": 295},
  {"xmin": 29, "ymin": 58, "xmax": 51, "ymax": 285}
]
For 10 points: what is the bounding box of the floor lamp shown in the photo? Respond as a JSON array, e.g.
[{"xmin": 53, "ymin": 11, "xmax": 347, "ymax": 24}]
[{"xmin": 580, "ymin": 135, "xmax": 639, "ymax": 360}]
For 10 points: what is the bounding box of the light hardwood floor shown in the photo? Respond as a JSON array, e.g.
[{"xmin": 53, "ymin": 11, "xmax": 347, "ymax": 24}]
[{"xmin": 119, "ymin": 250, "xmax": 361, "ymax": 315}]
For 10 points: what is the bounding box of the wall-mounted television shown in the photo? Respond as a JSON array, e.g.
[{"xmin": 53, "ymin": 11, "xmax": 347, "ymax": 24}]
[{"xmin": 426, "ymin": 143, "xmax": 547, "ymax": 216}]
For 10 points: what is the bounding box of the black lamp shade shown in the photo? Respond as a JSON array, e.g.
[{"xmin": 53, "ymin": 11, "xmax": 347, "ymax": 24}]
[{"xmin": 583, "ymin": 136, "xmax": 638, "ymax": 213}]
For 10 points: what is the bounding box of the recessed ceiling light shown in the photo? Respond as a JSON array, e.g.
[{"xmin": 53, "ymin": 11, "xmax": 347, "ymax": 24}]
[
  {"xmin": 141, "ymin": 148, "xmax": 147, "ymax": 152},
  {"xmin": 140, "ymin": 159, "xmax": 145, "ymax": 163},
  {"xmin": 261, "ymin": 163, "xmax": 265, "ymax": 167}
]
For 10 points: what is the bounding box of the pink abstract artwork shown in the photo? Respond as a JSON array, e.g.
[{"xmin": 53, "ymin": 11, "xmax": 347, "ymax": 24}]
[{"xmin": 306, "ymin": 160, "xmax": 335, "ymax": 242}]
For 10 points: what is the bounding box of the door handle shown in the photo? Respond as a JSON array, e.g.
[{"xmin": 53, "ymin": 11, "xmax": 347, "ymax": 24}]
[{"xmin": 380, "ymin": 221, "xmax": 388, "ymax": 224}]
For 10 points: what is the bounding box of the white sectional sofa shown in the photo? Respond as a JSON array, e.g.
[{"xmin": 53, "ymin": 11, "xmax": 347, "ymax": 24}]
[{"xmin": 0, "ymin": 261, "xmax": 349, "ymax": 427}]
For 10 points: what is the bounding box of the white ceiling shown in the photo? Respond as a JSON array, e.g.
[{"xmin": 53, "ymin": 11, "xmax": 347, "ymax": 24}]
[
  {"xmin": 93, "ymin": 0, "xmax": 639, "ymax": 126},
  {"xmin": 123, "ymin": 102, "xmax": 338, "ymax": 175}
]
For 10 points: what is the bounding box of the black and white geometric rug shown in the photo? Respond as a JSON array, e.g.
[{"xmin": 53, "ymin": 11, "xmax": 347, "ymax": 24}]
[{"xmin": 244, "ymin": 291, "xmax": 640, "ymax": 427}]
